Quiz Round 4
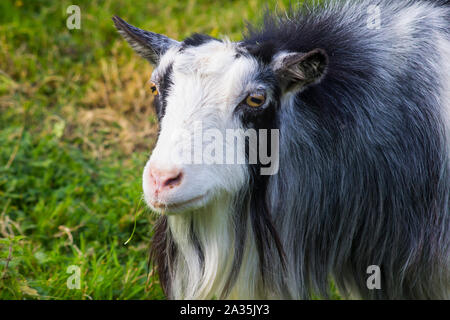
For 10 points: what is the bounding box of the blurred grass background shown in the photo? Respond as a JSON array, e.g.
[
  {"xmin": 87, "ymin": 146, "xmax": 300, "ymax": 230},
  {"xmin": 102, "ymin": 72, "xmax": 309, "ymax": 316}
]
[{"xmin": 0, "ymin": 0, "xmax": 335, "ymax": 300}]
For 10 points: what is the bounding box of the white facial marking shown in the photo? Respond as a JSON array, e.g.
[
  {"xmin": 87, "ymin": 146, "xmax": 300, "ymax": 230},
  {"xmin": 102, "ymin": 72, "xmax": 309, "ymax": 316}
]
[{"xmin": 143, "ymin": 40, "xmax": 262, "ymax": 212}]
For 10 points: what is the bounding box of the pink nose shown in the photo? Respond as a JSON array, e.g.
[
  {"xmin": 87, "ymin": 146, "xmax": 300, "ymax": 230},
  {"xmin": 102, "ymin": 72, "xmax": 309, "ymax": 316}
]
[{"xmin": 148, "ymin": 165, "xmax": 184, "ymax": 195}]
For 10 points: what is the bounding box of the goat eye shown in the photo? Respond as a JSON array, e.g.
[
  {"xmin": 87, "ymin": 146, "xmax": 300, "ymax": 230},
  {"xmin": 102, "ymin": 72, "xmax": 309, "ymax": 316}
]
[
  {"xmin": 246, "ymin": 93, "xmax": 265, "ymax": 107},
  {"xmin": 149, "ymin": 82, "xmax": 159, "ymax": 96}
]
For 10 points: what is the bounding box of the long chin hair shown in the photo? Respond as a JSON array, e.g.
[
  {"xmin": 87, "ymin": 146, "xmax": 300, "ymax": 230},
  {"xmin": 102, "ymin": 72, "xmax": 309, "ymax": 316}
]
[{"xmin": 149, "ymin": 178, "xmax": 288, "ymax": 300}]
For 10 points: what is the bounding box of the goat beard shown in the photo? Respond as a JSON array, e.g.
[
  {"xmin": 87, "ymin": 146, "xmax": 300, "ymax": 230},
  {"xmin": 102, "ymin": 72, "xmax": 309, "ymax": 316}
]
[{"xmin": 148, "ymin": 177, "xmax": 287, "ymax": 299}]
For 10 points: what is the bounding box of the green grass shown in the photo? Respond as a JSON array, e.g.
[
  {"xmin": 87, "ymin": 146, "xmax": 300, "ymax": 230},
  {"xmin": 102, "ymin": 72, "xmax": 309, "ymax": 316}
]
[{"xmin": 0, "ymin": 0, "xmax": 337, "ymax": 300}]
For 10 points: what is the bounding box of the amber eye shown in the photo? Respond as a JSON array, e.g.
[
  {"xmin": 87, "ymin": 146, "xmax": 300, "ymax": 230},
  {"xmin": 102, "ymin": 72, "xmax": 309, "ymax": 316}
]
[
  {"xmin": 149, "ymin": 82, "xmax": 158, "ymax": 96},
  {"xmin": 246, "ymin": 93, "xmax": 265, "ymax": 107}
]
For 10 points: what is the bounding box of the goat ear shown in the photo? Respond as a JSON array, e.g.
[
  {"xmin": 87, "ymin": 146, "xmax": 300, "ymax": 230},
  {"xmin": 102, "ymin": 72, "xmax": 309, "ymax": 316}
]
[
  {"xmin": 112, "ymin": 16, "xmax": 179, "ymax": 65},
  {"xmin": 271, "ymin": 49, "xmax": 328, "ymax": 91}
]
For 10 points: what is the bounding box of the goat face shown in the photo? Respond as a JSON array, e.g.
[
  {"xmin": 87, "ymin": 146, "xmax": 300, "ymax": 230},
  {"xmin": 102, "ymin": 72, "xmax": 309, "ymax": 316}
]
[
  {"xmin": 143, "ymin": 39, "xmax": 262, "ymax": 213},
  {"xmin": 113, "ymin": 17, "xmax": 327, "ymax": 214}
]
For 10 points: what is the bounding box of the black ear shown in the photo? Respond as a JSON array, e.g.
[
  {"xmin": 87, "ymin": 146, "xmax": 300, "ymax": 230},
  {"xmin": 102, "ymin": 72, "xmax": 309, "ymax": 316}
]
[
  {"xmin": 112, "ymin": 16, "xmax": 179, "ymax": 65},
  {"xmin": 271, "ymin": 48, "xmax": 328, "ymax": 91}
]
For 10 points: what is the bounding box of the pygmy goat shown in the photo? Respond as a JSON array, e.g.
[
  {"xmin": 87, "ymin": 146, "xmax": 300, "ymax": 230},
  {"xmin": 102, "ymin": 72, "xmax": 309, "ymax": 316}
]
[{"xmin": 114, "ymin": 0, "xmax": 450, "ymax": 299}]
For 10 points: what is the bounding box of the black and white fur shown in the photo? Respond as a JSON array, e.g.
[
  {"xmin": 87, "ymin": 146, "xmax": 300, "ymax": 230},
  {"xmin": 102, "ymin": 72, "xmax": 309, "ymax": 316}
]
[{"xmin": 114, "ymin": 0, "xmax": 450, "ymax": 299}]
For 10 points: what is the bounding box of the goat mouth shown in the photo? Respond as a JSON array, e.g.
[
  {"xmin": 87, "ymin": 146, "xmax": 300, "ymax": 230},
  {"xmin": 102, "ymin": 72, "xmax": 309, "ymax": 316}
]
[{"xmin": 150, "ymin": 193, "xmax": 209, "ymax": 213}]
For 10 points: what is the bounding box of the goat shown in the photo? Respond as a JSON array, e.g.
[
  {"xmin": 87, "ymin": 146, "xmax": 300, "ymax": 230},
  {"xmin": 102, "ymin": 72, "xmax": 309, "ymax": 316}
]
[{"xmin": 113, "ymin": 0, "xmax": 450, "ymax": 299}]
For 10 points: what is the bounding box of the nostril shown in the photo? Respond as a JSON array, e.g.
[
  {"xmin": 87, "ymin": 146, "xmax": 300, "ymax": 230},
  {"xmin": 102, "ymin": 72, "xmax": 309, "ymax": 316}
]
[
  {"xmin": 149, "ymin": 169, "xmax": 158, "ymax": 186},
  {"xmin": 163, "ymin": 172, "xmax": 183, "ymax": 188}
]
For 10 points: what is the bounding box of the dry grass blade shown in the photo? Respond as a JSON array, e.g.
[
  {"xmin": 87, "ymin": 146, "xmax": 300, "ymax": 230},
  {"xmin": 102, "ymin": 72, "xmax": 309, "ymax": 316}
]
[{"xmin": 1, "ymin": 243, "xmax": 13, "ymax": 280}]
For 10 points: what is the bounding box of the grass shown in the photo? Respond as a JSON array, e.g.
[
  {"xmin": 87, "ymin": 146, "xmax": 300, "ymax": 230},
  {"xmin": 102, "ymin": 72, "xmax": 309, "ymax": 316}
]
[{"xmin": 0, "ymin": 0, "xmax": 337, "ymax": 300}]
